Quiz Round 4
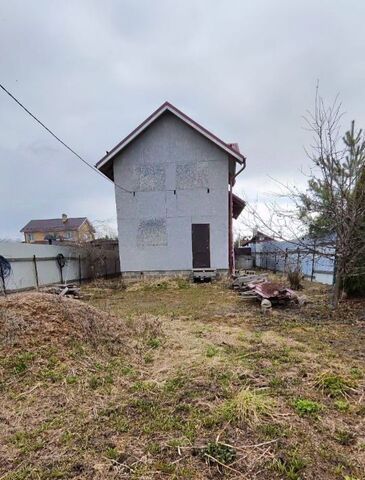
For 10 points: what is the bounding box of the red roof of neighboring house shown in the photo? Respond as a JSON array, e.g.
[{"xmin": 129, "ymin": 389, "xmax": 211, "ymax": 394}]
[
  {"xmin": 96, "ymin": 102, "xmax": 246, "ymax": 180},
  {"xmin": 20, "ymin": 217, "xmax": 94, "ymax": 233}
]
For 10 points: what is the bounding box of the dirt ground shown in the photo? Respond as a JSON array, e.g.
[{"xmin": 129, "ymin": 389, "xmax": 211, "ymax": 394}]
[{"xmin": 0, "ymin": 276, "xmax": 364, "ymax": 479}]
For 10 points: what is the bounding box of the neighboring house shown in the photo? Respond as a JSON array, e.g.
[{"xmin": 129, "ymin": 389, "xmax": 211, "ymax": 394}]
[
  {"xmin": 20, "ymin": 214, "xmax": 95, "ymax": 243},
  {"xmin": 242, "ymin": 229, "xmax": 275, "ymax": 247},
  {"xmin": 96, "ymin": 102, "xmax": 246, "ymax": 275}
]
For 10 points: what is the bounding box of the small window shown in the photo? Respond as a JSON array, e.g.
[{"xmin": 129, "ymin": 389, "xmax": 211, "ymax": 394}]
[
  {"xmin": 64, "ymin": 231, "xmax": 73, "ymax": 240},
  {"xmin": 27, "ymin": 233, "xmax": 34, "ymax": 242}
]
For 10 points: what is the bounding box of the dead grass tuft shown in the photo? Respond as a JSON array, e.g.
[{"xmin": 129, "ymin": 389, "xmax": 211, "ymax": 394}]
[
  {"xmin": 314, "ymin": 371, "xmax": 357, "ymax": 398},
  {"xmin": 222, "ymin": 386, "xmax": 277, "ymax": 425}
]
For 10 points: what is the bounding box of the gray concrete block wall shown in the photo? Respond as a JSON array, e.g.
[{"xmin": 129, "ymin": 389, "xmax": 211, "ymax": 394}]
[{"xmin": 113, "ymin": 112, "xmax": 229, "ymax": 272}]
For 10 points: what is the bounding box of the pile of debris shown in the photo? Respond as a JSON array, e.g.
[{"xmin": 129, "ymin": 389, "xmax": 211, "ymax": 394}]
[
  {"xmin": 232, "ymin": 271, "xmax": 297, "ymax": 307},
  {"xmin": 0, "ymin": 292, "xmax": 119, "ymax": 348},
  {"xmin": 41, "ymin": 283, "xmax": 81, "ymax": 298},
  {"xmin": 0, "ymin": 292, "xmax": 163, "ymax": 355}
]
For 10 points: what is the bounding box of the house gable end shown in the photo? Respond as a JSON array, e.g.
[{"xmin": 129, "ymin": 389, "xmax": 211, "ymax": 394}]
[
  {"xmin": 112, "ymin": 111, "xmax": 232, "ymax": 194},
  {"xmin": 96, "ymin": 102, "xmax": 245, "ymax": 181}
]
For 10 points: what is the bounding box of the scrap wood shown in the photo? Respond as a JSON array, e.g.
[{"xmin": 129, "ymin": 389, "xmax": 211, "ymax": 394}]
[
  {"xmin": 252, "ymin": 282, "xmax": 297, "ymax": 301},
  {"xmin": 232, "ymin": 273, "xmax": 267, "ymax": 290},
  {"xmin": 59, "ymin": 286, "xmax": 69, "ymax": 297},
  {"xmin": 233, "ymin": 275, "xmax": 297, "ymax": 304},
  {"xmin": 41, "ymin": 283, "xmax": 81, "ymax": 298}
]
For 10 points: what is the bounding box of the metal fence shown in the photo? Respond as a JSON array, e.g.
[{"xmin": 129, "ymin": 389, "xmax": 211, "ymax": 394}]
[
  {"xmin": 253, "ymin": 240, "xmax": 335, "ymax": 285},
  {"xmin": 0, "ymin": 241, "xmax": 120, "ymax": 294}
]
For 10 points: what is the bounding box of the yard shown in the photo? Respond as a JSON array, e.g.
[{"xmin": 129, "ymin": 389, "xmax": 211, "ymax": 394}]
[{"xmin": 0, "ymin": 276, "xmax": 364, "ymax": 479}]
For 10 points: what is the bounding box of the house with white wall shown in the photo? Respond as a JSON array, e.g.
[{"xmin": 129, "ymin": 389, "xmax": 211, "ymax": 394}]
[{"xmin": 96, "ymin": 102, "xmax": 246, "ymax": 276}]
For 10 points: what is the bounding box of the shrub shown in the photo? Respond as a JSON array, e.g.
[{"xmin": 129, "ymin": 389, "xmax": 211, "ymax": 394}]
[
  {"xmin": 344, "ymin": 271, "xmax": 365, "ymax": 298},
  {"xmin": 287, "ymin": 269, "xmax": 303, "ymax": 290}
]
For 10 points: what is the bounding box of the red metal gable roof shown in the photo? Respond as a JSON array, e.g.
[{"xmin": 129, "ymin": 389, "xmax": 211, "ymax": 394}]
[
  {"xmin": 20, "ymin": 217, "xmax": 91, "ymax": 233},
  {"xmin": 96, "ymin": 102, "xmax": 246, "ymax": 180}
]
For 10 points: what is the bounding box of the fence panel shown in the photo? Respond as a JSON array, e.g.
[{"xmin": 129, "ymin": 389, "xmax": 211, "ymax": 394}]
[
  {"xmin": 0, "ymin": 241, "xmax": 120, "ymax": 293},
  {"xmin": 253, "ymin": 240, "xmax": 335, "ymax": 285}
]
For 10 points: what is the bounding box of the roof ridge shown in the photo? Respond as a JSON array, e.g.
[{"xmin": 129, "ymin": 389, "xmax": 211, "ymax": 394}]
[
  {"xmin": 20, "ymin": 217, "xmax": 89, "ymax": 233},
  {"xmin": 26, "ymin": 216, "xmax": 87, "ymax": 221}
]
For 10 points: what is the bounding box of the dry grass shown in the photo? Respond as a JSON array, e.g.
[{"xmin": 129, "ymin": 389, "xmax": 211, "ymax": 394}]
[
  {"xmin": 0, "ymin": 276, "xmax": 364, "ymax": 479},
  {"xmin": 223, "ymin": 386, "xmax": 277, "ymax": 425}
]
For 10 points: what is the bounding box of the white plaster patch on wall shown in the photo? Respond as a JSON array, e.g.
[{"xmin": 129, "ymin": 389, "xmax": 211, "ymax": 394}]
[
  {"xmin": 136, "ymin": 164, "xmax": 166, "ymax": 191},
  {"xmin": 137, "ymin": 218, "xmax": 168, "ymax": 246},
  {"xmin": 176, "ymin": 163, "xmax": 208, "ymax": 189}
]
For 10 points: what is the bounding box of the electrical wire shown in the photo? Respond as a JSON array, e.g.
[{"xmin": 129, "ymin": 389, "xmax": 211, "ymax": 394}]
[
  {"xmin": 1, "ymin": 83, "xmax": 246, "ymax": 197},
  {"xmin": 0, "ymin": 83, "xmax": 133, "ymax": 194}
]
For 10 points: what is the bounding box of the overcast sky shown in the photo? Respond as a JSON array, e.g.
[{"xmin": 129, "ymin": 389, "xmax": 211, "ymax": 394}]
[{"xmin": 1, "ymin": 0, "xmax": 365, "ymax": 239}]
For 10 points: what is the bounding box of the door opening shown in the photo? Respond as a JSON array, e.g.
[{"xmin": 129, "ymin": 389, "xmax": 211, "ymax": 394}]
[{"xmin": 191, "ymin": 224, "xmax": 211, "ymax": 268}]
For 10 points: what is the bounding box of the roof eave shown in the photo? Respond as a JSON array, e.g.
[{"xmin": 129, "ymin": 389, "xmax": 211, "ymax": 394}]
[{"xmin": 232, "ymin": 193, "xmax": 246, "ymax": 219}]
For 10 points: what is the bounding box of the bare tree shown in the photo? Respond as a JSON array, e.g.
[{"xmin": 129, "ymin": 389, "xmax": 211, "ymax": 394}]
[
  {"xmin": 300, "ymin": 92, "xmax": 365, "ymax": 306},
  {"xmin": 92, "ymin": 218, "xmax": 118, "ymax": 240},
  {"xmin": 237, "ymin": 90, "xmax": 365, "ymax": 307}
]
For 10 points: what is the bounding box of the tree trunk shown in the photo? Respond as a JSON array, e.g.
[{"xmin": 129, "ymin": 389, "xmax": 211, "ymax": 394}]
[{"xmin": 332, "ymin": 256, "xmax": 343, "ymax": 308}]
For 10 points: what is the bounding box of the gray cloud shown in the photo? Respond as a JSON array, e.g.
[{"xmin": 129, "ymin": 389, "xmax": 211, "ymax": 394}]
[{"xmin": 1, "ymin": 0, "xmax": 365, "ymax": 237}]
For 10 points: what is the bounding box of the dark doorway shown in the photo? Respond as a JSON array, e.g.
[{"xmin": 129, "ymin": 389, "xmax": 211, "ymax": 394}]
[{"xmin": 192, "ymin": 224, "xmax": 211, "ymax": 268}]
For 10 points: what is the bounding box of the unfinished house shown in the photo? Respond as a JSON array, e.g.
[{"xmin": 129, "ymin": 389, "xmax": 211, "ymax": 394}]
[{"xmin": 96, "ymin": 102, "xmax": 246, "ymax": 278}]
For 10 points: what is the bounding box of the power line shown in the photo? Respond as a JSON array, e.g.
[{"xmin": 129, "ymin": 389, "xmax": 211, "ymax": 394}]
[{"xmin": 0, "ymin": 83, "xmax": 133, "ymax": 194}]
